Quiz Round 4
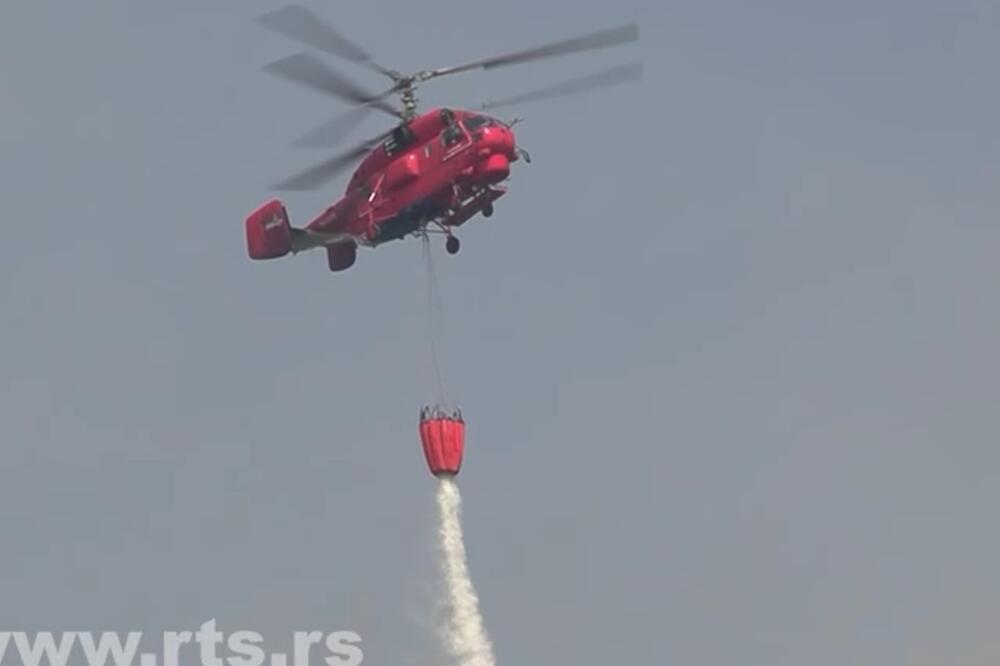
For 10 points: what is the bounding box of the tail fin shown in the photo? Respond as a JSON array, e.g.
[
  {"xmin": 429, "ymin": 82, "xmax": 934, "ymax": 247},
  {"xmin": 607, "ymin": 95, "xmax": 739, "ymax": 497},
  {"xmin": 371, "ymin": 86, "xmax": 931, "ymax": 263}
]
[{"xmin": 246, "ymin": 199, "xmax": 293, "ymax": 260}]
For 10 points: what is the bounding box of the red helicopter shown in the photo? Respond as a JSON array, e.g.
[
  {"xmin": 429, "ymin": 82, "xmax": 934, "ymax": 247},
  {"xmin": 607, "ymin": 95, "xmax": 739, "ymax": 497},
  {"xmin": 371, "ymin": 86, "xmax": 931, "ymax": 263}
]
[{"xmin": 245, "ymin": 4, "xmax": 642, "ymax": 271}]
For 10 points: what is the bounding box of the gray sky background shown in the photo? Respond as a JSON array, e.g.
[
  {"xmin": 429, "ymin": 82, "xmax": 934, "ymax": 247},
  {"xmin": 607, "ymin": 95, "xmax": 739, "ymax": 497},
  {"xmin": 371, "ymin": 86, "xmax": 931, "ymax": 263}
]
[{"xmin": 2, "ymin": 1, "xmax": 999, "ymax": 664}]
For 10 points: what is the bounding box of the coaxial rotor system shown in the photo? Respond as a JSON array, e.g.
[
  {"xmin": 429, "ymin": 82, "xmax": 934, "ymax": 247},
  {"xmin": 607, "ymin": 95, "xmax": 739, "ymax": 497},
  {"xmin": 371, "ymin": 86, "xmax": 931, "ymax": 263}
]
[{"xmin": 256, "ymin": 3, "xmax": 642, "ymax": 191}]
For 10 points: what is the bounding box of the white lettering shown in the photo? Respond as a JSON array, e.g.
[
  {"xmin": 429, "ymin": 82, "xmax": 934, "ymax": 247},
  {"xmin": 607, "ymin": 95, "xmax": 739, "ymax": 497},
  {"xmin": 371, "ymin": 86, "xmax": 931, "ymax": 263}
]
[
  {"xmin": 78, "ymin": 632, "xmax": 141, "ymax": 666},
  {"xmin": 292, "ymin": 632, "xmax": 322, "ymax": 666},
  {"xmin": 13, "ymin": 632, "xmax": 77, "ymax": 666},
  {"xmin": 227, "ymin": 631, "xmax": 265, "ymax": 666},
  {"xmin": 324, "ymin": 632, "xmax": 363, "ymax": 666},
  {"xmin": 162, "ymin": 631, "xmax": 192, "ymax": 666},
  {"xmin": 195, "ymin": 620, "xmax": 224, "ymax": 666}
]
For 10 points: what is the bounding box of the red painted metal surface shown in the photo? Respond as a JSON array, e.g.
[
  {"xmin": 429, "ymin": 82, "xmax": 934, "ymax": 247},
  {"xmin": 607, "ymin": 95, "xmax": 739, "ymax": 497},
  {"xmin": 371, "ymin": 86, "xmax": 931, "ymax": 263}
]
[
  {"xmin": 475, "ymin": 153, "xmax": 511, "ymax": 184},
  {"xmin": 326, "ymin": 242, "xmax": 357, "ymax": 271},
  {"xmin": 419, "ymin": 406, "xmax": 465, "ymax": 477},
  {"xmin": 245, "ymin": 199, "xmax": 292, "ymax": 259}
]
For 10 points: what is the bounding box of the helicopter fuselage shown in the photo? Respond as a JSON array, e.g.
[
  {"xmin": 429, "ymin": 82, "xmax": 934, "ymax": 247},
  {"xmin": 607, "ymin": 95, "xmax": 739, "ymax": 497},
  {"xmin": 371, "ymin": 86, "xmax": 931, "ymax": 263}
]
[{"xmin": 246, "ymin": 107, "xmax": 518, "ymax": 270}]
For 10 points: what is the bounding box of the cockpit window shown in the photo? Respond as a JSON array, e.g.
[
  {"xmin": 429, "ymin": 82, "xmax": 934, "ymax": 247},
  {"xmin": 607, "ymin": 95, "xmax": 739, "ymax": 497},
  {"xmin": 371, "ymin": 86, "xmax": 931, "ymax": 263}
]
[
  {"xmin": 462, "ymin": 115, "xmax": 493, "ymax": 130},
  {"xmin": 441, "ymin": 124, "xmax": 464, "ymax": 147}
]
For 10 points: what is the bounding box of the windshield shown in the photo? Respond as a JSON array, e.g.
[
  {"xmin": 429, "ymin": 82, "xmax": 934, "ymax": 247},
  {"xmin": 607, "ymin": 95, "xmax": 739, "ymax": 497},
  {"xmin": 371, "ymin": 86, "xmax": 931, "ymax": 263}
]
[{"xmin": 462, "ymin": 115, "xmax": 495, "ymax": 130}]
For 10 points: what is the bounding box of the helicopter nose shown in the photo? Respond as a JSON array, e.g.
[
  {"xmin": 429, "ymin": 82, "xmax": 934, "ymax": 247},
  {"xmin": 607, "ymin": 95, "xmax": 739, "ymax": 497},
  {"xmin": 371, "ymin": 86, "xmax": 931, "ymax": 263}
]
[
  {"xmin": 479, "ymin": 125, "xmax": 516, "ymax": 159},
  {"xmin": 473, "ymin": 126, "xmax": 515, "ymax": 184}
]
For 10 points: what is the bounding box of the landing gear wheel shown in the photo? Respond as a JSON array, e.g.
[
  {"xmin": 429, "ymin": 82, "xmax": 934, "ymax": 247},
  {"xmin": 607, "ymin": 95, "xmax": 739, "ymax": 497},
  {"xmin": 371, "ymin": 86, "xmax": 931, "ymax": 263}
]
[
  {"xmin": 446, "ymin": 235, "xmax": 461, "ymax": 255},
  {"xmin": 482, "ymin": 202, "xmax": 494, "ymax": 218}
]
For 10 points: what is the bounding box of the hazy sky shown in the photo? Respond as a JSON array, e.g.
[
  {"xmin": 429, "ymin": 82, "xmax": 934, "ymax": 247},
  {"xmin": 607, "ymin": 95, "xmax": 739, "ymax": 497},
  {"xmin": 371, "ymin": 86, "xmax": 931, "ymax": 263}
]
[{"xmin": 2, "ymin": 1, "xmax": 999, "ymax": 664}]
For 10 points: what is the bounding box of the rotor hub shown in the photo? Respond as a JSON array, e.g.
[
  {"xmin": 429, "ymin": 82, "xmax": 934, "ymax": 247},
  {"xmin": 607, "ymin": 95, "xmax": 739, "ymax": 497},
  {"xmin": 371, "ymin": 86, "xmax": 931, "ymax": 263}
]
[{"xmin": 392, "ymin": 76, "xmax": 420, "ymax": 120}]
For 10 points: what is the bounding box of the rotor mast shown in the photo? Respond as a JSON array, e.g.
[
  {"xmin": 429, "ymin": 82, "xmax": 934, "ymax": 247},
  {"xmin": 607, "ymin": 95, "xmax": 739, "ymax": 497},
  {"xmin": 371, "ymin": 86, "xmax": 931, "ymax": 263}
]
[
  {"xmin": 386, "ymin": 72, "xmax": 420, "ymax": 121},
  {"xmin": 401, "ymin": 83, "xmax": 419, "ymax": 120}
]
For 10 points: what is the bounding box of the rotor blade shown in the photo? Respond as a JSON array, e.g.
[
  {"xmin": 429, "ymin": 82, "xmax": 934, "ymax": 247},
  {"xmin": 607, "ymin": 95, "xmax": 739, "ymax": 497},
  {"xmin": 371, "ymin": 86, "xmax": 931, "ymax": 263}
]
[
  {"xmin": 256, "ymin": 4, "xmax": 394, "ymax": 77},
  {"xmin": 271, "ymin": 131, "xmax": 391, "ymax": 191},
  {"xmin": 262, "ymin": 53, "xmax": 403, "ymax": 120},
  {"xmin": 422, "ymin": 22, "xmax": 639, "ymax": 80},
  {"xmin": 271, "ymin": 148, "xmax": 367, "ymax": 191},
  {"xmin": 481, "ymin": 61, "xmax": 643, "ymax": 111},
  {"xmin": 291, "ymin": 105, "xmax": 375, "ymax": 147}
]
